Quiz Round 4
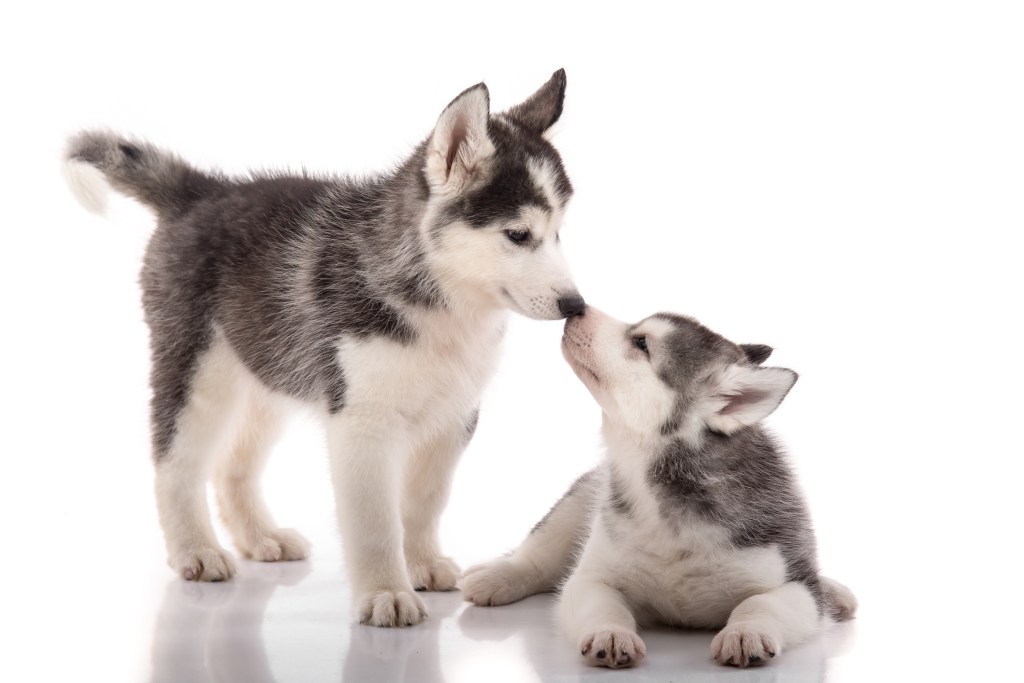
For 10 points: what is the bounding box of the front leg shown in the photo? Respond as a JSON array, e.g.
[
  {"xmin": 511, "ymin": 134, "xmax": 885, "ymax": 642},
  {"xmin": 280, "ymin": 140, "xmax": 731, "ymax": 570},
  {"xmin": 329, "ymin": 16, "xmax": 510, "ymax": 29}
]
[
  {"xmin": 711, "ymin": 580, "xmax": 822, "ymax": 667},
  {"xmin": 400, "ymin": 411, "xmax": 478, "ymax": 591},
  {"xmin": 558, "ymin": 573, "xmax": 646, "ymax": 669},
  {"xmin": 326, "ymin": 408, "xmax": 426, "ymax": 627}
]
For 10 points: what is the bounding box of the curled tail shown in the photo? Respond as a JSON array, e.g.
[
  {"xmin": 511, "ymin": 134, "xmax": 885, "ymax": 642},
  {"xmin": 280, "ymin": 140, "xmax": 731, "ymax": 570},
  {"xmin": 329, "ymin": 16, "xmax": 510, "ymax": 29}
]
[{"xmin": 63, "ymin": 130, "xmax": 221, "ymax": 216}]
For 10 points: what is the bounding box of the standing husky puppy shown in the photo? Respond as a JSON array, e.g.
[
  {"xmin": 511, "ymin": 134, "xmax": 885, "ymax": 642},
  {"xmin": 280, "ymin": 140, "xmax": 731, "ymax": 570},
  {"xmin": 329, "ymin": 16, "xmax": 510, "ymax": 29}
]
[
  {"xmin": 462, "ymin": 308, "xmax": 856, "ymax": 666},
  {"xmin": 63, "ymin": 70, "xmax": 583, "ymax": 627}
]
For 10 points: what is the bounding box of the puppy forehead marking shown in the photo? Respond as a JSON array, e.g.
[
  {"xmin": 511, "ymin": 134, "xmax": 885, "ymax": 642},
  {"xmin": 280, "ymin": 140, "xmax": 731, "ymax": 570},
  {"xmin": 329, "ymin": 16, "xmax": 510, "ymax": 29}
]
[
  {"xmin": 517, "ymin": 203, "xmax": 558, "ymax": 238},
  {"xmin": 638, "ymin": 316, "xmax": 679, "ymax": 340},
  {"xmin": 527, "ymin": 157, "xmax": 562, "ymax": 212}
]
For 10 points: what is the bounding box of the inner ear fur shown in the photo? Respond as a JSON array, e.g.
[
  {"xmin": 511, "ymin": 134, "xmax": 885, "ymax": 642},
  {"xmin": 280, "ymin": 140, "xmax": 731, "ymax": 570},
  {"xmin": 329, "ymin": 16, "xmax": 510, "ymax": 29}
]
[
  {"xmin": 705, "ymin": 365, "xmax": 798, "ymax": 435},
  {"xmin": 426, "ymin": 83, "xmax": 495, "ymax": 192}
]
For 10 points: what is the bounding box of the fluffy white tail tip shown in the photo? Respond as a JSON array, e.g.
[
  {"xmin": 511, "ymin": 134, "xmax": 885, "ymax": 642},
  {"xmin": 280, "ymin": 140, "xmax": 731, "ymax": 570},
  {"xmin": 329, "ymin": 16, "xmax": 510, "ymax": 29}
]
[{"xmin": 63, "ymin": 160, "xmax": 109, "ymax": 215}]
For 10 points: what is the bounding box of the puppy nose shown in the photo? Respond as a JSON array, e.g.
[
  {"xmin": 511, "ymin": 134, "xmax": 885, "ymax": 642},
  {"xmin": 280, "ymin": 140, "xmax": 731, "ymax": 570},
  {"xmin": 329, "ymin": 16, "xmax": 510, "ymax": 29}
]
[{"xmin": 557, "ymin": 294, "xmax": 586, "ymax": 318}]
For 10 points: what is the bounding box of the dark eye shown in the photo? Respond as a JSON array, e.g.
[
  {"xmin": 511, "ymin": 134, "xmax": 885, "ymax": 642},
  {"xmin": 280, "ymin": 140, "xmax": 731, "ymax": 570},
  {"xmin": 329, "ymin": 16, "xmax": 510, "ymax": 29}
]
[
  {"xmin": 505, "ymin": 229, "xmax": 530, "ymax": 244},
  {"xmin": 633, "ymin": 335, "xmax": 649, "ymax": 355}
]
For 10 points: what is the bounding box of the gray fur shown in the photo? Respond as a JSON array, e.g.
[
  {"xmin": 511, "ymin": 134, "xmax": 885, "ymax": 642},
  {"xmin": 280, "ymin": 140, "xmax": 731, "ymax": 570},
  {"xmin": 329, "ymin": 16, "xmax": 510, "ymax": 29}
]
[
  {"xmin": 437, "ymin": 114, "xmax": 572, "ymax": 229},
  {"xmin": 531, "ymin": 468, "xmax": 599, "ymax": 535},
  {"xmin": 65, "ymin": 71, "xmax": 574, "ymax": 459},
  {"xmin": 648, "ymin": 429, "xmax": 827, "ymax": 614},
  {"xmin": 505, "ymin": 68, "xmax": 567, "ymax": 134},
  {"xmin": 644, "ymin": 315, "xmax": 833, "ymax": 617},
  {"xmin": 740, "ymin": 343, "xmax": 773, "ymax": 364}
]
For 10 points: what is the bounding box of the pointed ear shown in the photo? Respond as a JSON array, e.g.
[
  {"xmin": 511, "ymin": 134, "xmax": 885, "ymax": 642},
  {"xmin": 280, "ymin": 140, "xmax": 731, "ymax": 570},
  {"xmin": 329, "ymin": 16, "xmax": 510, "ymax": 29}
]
[
  {"xmin": 740, "ymin": 344, "xmax": 773, "ymax": 365},
  {"xmin": 504, "ymin": 68, "xmax": 567, "ymax": 134},
  {"xmin": 705, "ymin": 366, "xmax": 798, "ymax": 435},
  {"xmin": 426, "ymin": 83, "xmax": 495, "ymax": 192}
]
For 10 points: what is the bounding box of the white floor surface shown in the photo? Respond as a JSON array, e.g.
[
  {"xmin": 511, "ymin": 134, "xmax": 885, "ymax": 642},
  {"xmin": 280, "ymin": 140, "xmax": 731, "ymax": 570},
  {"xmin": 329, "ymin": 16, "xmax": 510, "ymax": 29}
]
[{"xmin": 148, "ymin": 551, "xmax": 859, "ymax": 683}]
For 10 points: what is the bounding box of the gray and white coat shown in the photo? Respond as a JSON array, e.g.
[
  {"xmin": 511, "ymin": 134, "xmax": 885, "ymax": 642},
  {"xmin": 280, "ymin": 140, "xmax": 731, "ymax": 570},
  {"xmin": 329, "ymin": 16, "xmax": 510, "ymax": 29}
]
[
  {"xmin": 64, "ymin": 70, "xmax": 584, "ymax": 628},
  {"xmin": 462, "ymin": 308, "xmax": 856, "ymax": 668}
]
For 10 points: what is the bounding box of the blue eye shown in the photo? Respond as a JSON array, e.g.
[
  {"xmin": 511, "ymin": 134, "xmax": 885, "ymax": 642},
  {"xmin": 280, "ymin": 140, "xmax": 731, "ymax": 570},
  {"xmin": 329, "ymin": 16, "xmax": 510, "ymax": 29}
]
[
  {"xmin": 505, "ymin": 229, "xmax": 530, "ymax": 244},
  {"xmin": 633, "ymin": 335, "xmax": 649, "ymax": 354}
]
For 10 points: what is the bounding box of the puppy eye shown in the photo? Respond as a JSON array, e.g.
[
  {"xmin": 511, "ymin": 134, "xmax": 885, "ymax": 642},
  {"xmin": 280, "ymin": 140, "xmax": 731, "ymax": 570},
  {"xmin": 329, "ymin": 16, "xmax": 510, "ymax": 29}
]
[
  {"xmin": 632, "ymin": 335, "xmax": 649, "ymax": 355},
  {"xmin": 505, "ymin": 229, "xmax": 531, "ymax": 244}
]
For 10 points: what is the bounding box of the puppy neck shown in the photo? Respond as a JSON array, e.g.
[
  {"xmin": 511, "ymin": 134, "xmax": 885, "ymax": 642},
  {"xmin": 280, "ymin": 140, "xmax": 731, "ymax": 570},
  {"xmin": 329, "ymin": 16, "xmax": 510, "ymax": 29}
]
[{"xmin": 600, "ymin": 414, "xmax": 664, "ymax": 466}]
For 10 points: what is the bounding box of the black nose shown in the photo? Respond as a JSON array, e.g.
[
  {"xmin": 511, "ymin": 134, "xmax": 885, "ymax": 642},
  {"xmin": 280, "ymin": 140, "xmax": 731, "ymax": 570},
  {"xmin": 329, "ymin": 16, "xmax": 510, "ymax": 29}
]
[{"xmin": 557, "ymin": 294, "xmax": 586, "ymax": 318}]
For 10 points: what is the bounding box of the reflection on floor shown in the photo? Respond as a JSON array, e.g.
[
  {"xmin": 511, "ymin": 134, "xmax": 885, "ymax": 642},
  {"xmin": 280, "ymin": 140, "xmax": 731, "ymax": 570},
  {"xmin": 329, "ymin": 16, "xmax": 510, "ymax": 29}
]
[{"xmin": 148, "ymin": 558, "xmax": 857, "ymax": 683}]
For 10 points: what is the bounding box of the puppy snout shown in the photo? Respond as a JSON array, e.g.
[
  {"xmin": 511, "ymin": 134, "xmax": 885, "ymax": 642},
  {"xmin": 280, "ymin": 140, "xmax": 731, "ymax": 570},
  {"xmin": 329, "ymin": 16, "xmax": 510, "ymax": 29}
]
[{"xmin": 557, "ymin": 293, "xmax": 586, "ymax": 318}]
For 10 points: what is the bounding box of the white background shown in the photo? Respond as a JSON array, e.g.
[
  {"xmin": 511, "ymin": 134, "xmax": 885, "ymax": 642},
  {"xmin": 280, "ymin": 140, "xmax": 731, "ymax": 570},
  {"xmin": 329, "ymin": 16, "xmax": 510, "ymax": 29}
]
[{"xmin": 2, "ymin": 1, "xmax": 1022, "ymax": 681}]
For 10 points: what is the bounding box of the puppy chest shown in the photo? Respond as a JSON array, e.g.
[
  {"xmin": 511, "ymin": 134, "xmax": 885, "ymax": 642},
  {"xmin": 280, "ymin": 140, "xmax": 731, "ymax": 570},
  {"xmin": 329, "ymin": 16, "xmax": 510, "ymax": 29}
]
[
  {"xmin": 336, "ymin": 323, "xmax": 503, "ymax": 421},
  {"xmin": 606, "ymin": 522, "xmax": 788, "ymax": 627}
]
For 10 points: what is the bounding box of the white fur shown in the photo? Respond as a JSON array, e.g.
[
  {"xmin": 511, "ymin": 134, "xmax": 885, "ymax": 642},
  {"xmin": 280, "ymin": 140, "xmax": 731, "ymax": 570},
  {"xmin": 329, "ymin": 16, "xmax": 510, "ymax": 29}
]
[
  {"xmin": 527, "ymin": 157, "xmax": 563, "ymax": 211},
  {"xmin": 710, "ymin": 581, "xmax": 821, "ymax": 666},
  {"xmin": 62, "ymin": 159, "xmax": 110, "ymax": 214},
  {"xmin": 425, "ymin": 202, "xmax": 575, "ymax": 321},
  {"xmin": 326, "ymin": 307, "xmax": 505, "ymax": 625},
  {"xmin": 561, "ymin": 308, "xmax": 678, "ymax": 435}
]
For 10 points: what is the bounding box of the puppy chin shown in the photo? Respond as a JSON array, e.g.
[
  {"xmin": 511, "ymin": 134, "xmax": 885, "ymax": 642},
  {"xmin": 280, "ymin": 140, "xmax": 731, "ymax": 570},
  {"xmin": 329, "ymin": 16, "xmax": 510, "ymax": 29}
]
[
  {"xmin": 561, "ymin": 339, "xmax": 601, "ymax": 393},
  {"xmin": 518, "ymin": 308, "xmax": 563, "ymax": 321}
]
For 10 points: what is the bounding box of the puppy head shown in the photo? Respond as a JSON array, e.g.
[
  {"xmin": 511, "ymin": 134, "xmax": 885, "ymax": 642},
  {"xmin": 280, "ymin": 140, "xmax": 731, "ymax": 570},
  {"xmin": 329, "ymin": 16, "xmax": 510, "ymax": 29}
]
[
  {"xmin": 421, "ymin": 70, "xmax": 582, "ymax": 320},
  {"xmin": 562, "ymin": 309, "xmax": 797, "ymax": 440}
]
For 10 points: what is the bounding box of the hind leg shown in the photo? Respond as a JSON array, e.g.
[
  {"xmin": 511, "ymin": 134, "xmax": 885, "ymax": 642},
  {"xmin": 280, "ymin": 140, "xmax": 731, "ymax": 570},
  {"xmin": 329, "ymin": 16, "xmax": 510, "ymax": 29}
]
[
  {"xmin": 462, "ymin": 468, "xmax": 599, "ymax": 606},
  {"xmin": 213, "ymin": 388, "xmax": 310, "ymax": 562},
  {"xmin": 711, "ymin": 581, "xmax": 822, "ymax": 667},
  {"xmin": 153, "ymin": 336, "xmax": 245, "ymax": 582}
]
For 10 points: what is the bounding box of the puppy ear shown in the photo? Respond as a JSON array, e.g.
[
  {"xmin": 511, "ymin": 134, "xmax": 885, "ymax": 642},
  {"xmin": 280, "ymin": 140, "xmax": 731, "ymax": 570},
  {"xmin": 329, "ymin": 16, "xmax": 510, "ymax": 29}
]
[
  {"xmin": 426, "ymin": 83, "xmax": 494, "ymax": 192},
  {"xmin": 740, "ymin": 344, "xmax": 773, "ymax": 365},
  {"xmin": 504, "ymin": 68, "xmax": 567, "ymax": 134},
  {"xmin": 705, "ymin": 365, "xmax": 798, "ymax": 435}
]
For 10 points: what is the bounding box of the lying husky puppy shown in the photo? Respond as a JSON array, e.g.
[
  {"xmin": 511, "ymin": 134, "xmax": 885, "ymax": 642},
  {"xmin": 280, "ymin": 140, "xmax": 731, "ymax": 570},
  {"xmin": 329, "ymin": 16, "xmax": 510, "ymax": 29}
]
[
  {"xmin": 462, "ymin": 307, "xmax": 856, "ymax": 666},
  {"xmin": 63, "ymin": 70, "xmax": 583, "ymax": 627}
]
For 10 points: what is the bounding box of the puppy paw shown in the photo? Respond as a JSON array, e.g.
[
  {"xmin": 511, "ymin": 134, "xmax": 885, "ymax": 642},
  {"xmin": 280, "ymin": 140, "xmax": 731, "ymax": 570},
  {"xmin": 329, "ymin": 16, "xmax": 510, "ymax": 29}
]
[
  {"xmin": 711, "ymin": 623, "xmax": 779, "ymax": 667},
  {"xmin": 821, "ymin": 575, "xmax": 858, "ymax": 621},
  {"xmin": 357, "ymin": 590, "xmax": 427, "ymax": 627},
  {"xmin": 460, "ymin": 558, "xmax": 538, "ymax": 606},
  {"xmin": 170, "ymin": 546, "xmax": 237, "ymax": 582},
  {"xmin": 579, "ymin": 629, "xmax": 646, "ymax": 669},
  {"xmin": 407, "ymin": 554, "xmax": 460, "ymax": 591},
  {"xmin": 237, "ymin": 528, "xmax": 311, "ymax": 562}
]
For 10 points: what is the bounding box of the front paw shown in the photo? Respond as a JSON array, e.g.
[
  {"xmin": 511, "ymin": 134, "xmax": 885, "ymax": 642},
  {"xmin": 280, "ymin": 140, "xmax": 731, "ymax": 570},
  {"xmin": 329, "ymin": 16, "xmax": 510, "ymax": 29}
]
[
  {"xmin": 357, "ymin": 589, "xmax": 427, "ymax": 627},
  {"xmin": 460, "ymin": 558, "xmax": 536, "ymax": 606},
  {"xmin": 711, "ymin": 623, "xmax": 779, "ymax": 667},
  {"xmin": 169, "ymin": 545, "xmax": 237, "ymax": 582},
  {"xmin": 407, "ymin": 554, "xmax": 460, "ymax": 591},
  {"xmin": 580, "ymin": 629, "xmax": 646, "ymax": 669}
]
